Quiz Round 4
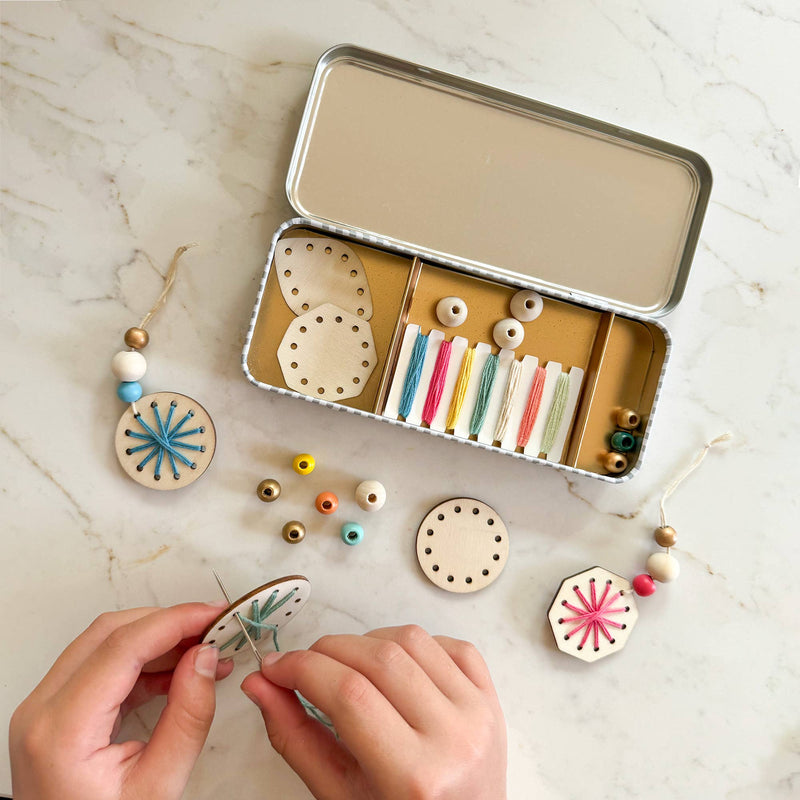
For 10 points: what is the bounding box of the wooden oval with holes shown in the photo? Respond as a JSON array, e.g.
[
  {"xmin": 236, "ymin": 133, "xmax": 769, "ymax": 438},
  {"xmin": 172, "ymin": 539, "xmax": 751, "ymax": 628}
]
[
  {"xmin": 200, "ymin": 575, "xmax": 311, "ymax": 657},
  {"xmin": 416, "ymin": 498, "xmax": 509, "ymax": 593},
  {"xmin": 277, "ymin": 304, "xmax": 377, "ymax": 401},
  {"xmin": 275, "ymin": 237, "xmax": 373, "ymax": 320},
  {"xmin": 547, "ymin": 566, "xmax": 638, "ymax": 663},
  {"xmin": 114, "ymin": 392, "xmax": 216, "ymax": 490}
]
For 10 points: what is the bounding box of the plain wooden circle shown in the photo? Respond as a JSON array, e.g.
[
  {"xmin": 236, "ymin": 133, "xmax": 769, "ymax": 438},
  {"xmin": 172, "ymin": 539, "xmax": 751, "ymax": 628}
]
[
  {"xmin": 416, "ymin": 498, "xmax": 509, "ymax": 593},
  {"xmin": 114, "ymin": 392, "xmax": 216, "ymax": 490},
  {"xmin": 200, "ymin": 575, "xmax": 311, "ymax": 657}
]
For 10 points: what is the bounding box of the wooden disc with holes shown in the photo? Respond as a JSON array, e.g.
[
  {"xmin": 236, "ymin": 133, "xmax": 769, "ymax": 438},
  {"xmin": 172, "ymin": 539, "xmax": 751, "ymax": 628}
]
[
  {"xmin": 114, "ymin": 392, "xmax": 216, "ymax": 490},
  {"xmin": 277, "ymin": 303, "xmax": 377, "ymax": 401},
  {"xmin": 416, "ymin": 498, "xmax": 509, "ymax": 593},
  {"xmin": 200, "ymin": 575, "xmax": 311, "ymax": 657},
  {"xmin": 275, "ymin": 237, "xmax": 373, "ymax": 320}
]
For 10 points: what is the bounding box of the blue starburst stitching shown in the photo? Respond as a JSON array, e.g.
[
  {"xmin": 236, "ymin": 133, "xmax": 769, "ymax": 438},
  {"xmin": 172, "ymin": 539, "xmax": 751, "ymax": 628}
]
[{"xmin": 124, "ymin": 399, "xmax": 206, "ymax": 481}]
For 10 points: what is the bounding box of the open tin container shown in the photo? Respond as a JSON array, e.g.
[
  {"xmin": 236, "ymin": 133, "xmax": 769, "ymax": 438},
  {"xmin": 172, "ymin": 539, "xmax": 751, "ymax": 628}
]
[{"xmin": 242, "ymin": 44, "xmax": 711, "ymax": 482}]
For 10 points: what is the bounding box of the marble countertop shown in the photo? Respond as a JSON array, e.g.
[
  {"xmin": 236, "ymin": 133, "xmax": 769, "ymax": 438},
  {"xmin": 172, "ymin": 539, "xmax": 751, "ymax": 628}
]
[{"xmin": 2, "ymin": 2, "xmax": 799, "ymax": 798}]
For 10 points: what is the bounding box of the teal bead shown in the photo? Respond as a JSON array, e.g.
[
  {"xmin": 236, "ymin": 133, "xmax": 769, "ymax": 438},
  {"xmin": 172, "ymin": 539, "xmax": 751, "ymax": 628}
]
[
  {"xmin": 610, "ymin": 430, "xmax": 636, "ymax": 452},
  {"xmin": 340, "ymin": 522, "xmax": 364, "ymax": 546},
  {"xmin": 117, "ymin": 381, "xmax": 143, "ymax": 402}
]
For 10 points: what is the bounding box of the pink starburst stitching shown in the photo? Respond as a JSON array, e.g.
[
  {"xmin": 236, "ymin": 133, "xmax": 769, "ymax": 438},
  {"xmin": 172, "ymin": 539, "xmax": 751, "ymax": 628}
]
[{"xmin": 558, "ymin": 577, "xmax": 630, "ymax": 652}]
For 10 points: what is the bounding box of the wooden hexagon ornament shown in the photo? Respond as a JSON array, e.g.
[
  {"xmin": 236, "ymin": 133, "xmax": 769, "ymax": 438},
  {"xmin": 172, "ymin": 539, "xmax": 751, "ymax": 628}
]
[
  {"xmin": 275, "ymin": 237, "xmax": 373, "ymax": 320},
  {"xmin": 277, "ymin": 303, "xmax": 377, "ymax": 401},
  {"xmin": 547, "ymin": 566, "xmax": 638, "ymax": 663}
]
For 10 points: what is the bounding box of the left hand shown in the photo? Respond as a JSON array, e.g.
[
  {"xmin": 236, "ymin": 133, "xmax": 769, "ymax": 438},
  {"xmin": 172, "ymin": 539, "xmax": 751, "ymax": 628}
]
[{"xmin": 9, "ymin": 602, "xmax": 235, "ymax": 800}]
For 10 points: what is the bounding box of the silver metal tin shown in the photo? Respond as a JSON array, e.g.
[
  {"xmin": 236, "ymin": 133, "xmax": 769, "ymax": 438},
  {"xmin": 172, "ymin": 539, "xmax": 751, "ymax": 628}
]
[{"xmin": 287, "ymin": 44, "xmax": 711, "ymax": 317}]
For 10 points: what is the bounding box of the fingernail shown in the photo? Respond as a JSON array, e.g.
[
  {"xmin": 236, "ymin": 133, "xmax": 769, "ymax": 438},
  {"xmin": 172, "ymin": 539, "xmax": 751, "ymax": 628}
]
[
  {"xmin": 205, "ymin": 599, "xmax": 230, "ymax": 608},
  {"xmin": 195, "ymin": 644, "xmax": 219, "ymax": 677},
  {"xmin": 260, "ymin": 651, "xmax": 283, "ymax": 669},
  {"xmin": 241, "ymin": 688, "xmax": 259, "ymax": 705}
]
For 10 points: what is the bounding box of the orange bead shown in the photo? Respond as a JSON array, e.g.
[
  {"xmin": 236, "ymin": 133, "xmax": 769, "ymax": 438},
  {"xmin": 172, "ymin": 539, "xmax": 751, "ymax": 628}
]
[{"xmin": 315, "ymin": 491, "xmax": 338, "ymax": 515}]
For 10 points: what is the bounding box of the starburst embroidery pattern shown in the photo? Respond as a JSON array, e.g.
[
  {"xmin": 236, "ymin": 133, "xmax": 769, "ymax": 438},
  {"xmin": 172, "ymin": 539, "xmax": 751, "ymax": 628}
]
[
  {"xmin": 124, "ymin": 399, "xmax": 206, "ymax": 481},
  {"xmin": 557, "ymin": 576, "xmax": 630, "ymax": 653}
]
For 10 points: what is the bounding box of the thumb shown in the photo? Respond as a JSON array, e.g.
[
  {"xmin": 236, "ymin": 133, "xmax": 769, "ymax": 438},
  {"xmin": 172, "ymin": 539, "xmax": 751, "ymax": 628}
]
[{"xmin": 131, "ymin": 644, "xmax": 219, "ymax": 798}]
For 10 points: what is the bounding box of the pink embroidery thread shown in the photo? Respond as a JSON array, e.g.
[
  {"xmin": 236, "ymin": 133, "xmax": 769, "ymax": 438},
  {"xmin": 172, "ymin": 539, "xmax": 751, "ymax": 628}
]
[
  {"xmin": 421, "ymin": 340, "xmax": 453, "ymax": 426},
  {"xmin": 516, "ymin": 366, "xmax": 546, "ymax": 447},
  {"xmin": 558, "ymin": 578, "xmax": 628, "ymax": 652}
]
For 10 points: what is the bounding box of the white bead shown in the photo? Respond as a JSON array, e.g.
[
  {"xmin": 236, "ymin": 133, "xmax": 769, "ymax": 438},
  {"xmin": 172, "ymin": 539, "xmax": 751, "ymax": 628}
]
[
  {"xmin": 436, "ymin": 296, "xmax": 468, "ymax": 327},
  {"xmin": 646, "ymin": 552, "xmax": 680, "ymax": 583},
  {"xmin": 509, "ymin": 290, "xmax": 543, "ymax": 322},
  {"xmin": 111, "ymin": 350, "xmax": 147, "ymax": 382},
  {"xmin": 355, "ymin": 480, "xmax": 386, "ymax": 512},
  {"xmin": 492, "ymin": 318, "xmax": 525, "ymax": 350}
]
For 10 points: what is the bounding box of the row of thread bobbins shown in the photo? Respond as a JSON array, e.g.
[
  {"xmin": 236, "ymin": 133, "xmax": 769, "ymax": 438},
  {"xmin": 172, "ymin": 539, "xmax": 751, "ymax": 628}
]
[{"xmin": 256, "ymin": 453, "xmax": 386, "ymax": 545}]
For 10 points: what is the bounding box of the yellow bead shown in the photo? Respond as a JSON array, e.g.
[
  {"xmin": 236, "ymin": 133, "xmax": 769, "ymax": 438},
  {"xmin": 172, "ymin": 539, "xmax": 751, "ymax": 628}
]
[
  {"xmin": 256, "ymin": 478, "xmax": 281, "ymax": 502},
  {"xmin": 282, "ymin": 520, "xmax": 306, "ymax": 543},
  {"xmin": 124, "ymin": 327, "xmax": 150, "ymax": 349},
  {"xmin": 655, "ymin": 525, "xmax": 677, "ymax": 547},
  {"xmin": 292, "ymin": 453, "xmax": 315, "ymax": 475},
  {"xmin": 616, "ymin": 408, "xmax": 640, "ymax": 430},
  {"xmin": 602, "ymin": 451, "xmax": 628, "ymax": 474}
]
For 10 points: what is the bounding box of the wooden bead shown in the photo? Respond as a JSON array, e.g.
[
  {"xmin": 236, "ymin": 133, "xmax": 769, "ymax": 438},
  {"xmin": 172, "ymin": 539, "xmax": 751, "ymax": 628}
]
[
  {"xmin": 292, "ymin": 453, "xmax": 315, "ymax": 475},
  {"xmin": 116, "ymin": 381, "xmax": 142, "ymax": 402},
  {"xmin": 256, "ymin": 478, "xmax": 281, "ymax": 502},
  {"xmin": 124, "ymin": 327, "xmax": 149, "ymax": 349},
  {"xmin": 616, "ymin": 408, "xmax": 640, "ymax": 430},
  {"xmin": 281, "ymin": 520, "xmax": 305, "ymax": 543},
  {"xmin": 610, "ymin": 430, "xmax": 636, "ymax": 452},
  {"xmin": 646, "ymin": 552, "xmax": 680, "ymax": 582},
  {"xmin": 509, "ymin": 290, "xmax": 543, "ymax": 322},
  {"xmin": 654, "ymin": 525, "xmax": 677, "ymax": 547},
  {"xmin": 492, "ymin": 318, "xmax": 525, "ymax": 349},
  {"xmin": 632, "ymin": 574, "xmax": 656, "ymax": 596},
  {"xmin": 315, "ymin": 491, "xmax": 338, "ymax": 514},
  {"xmin": 436, "ymin": 296, "xmax": 468, "ymax": 327},
  {"xmin": 340, "ymin": 522, "xmax": 364, "ymax": 545},
  {"xmin": 355, "ymin": 480, "xmax": 386, "ymax": 512},
  {"xmin": 111, "ymin": 350, "xmax": 147, "ymax": 382},
  {"xmin": 602, "ymin": 451, "xmax": 628, "ymax": 473}
]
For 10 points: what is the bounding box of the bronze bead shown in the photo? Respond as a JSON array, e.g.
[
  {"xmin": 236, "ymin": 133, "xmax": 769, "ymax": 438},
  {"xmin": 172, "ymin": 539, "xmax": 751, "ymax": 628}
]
[
  {"xmin": 602, "ymin": 451, "xmax": 628, "ymax": 474},
  {"xmin": 655, "ymin": 525, "xmax": 677, "ymax": 548},
  {"xmin": 281, "ymin": 520, "xmax": 305, "ymax": 543},
  {"xmin": 616, "ymin": 408, "xmax": 640, "ymax": 430},
  {"xmin": 124, "ymin": 327, "xmax": 150, "ymax": 349},
  {"xmin": 256, "ymin": 478, "xmax": 281, "ymax": 503}
]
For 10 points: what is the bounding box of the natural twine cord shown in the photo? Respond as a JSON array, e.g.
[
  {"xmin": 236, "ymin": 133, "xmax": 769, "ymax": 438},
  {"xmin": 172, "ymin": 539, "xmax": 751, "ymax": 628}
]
[
  {"xmin": 658, "ymin": 433, "xmax": 733, "ymax": 527},
  {"xmin": 138, "ymin": 243, "xmax": 198, "ymax": 330}
]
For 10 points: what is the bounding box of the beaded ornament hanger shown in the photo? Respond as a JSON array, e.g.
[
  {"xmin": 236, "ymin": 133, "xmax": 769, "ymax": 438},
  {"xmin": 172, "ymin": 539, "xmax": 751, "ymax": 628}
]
[
  {"xmin": 547, "ymin": 433, "xmax": 732, "ymax": 663},
  {"xmin": 111, "ymin": 245, "xmax": 216, "ymax": 490}
]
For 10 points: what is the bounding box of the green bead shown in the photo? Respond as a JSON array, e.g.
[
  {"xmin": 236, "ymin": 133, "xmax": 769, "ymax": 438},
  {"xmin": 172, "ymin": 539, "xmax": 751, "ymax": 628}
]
[
  {"xmin": 340, "ymin": 522, "xmax": 364, "ymax": 546},
  {"xmin": 610, "ymin": 430, "xmax": 636, "ymax": 452}
]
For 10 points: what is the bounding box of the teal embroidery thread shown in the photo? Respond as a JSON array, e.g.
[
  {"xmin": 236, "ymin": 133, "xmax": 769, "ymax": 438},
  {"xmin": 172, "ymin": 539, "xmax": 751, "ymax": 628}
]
[
  {"xmin": 540, "ymin": 372, "xmax": 570, "ymax": 455},
  {"xmin": 469, "ymin": 353, "xmax": 500, "ymax": 436},
  {"xmin": 398, "ymin": 332, "xmax": 429, "ymax": 418}
]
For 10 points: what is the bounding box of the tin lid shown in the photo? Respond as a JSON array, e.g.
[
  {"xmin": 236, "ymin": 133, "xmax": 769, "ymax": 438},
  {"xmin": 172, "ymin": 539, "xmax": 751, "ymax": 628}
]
[{"xmin": 287, "ymin": 45, "xmax": 711, "ymax": 316}]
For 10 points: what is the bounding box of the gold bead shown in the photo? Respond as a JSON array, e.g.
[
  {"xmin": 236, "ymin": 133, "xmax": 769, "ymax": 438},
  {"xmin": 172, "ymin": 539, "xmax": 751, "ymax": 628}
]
[
  {"xmin": 655, "ymin": 525, "xmax": 677, "ymax": 547},
  {"xmin": 616, "ymin": 408, "xmax": 640, "ymax": 430},
  {"xmin": 124, "ymin": 327, "xmax": 150, "ymax": 349},
  {"xmin": 281, "ymin": 520, "xmax": 305, "ymax": 543},
  {"xmin": 256, "ymin": 478, "xmax": 281, "ymax": 503},
  {"xmin": 602, "ymin": 451, "xmax": 628, "ymax": 474}
]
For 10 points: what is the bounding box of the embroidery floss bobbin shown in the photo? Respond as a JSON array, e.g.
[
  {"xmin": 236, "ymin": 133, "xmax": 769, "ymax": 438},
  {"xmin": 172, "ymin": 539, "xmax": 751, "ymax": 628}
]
[{"xmin": 112, "ymin": 245, "xmax": 216, "ymax": 490}]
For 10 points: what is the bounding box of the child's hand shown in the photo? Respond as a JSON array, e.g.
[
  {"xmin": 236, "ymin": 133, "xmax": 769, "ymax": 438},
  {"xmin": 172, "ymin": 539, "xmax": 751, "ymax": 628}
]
[
  {"xmin": 9, "ymin": 603, "xmax": 234, "ymax": 800},
  {"xmin": 241, "ymin": 625, "xmax": 507, "ymax": 800}
]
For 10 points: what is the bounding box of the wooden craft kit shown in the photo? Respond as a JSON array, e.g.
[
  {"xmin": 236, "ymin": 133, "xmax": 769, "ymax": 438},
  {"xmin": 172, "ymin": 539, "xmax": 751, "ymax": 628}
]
[{"xmin": 243, "ymin": 46, "xmax": 711, "ymax": 481}]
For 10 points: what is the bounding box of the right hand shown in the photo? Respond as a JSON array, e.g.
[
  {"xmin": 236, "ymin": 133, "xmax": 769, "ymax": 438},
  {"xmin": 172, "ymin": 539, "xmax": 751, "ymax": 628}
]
[{"xmin": 240, "ymin": 624, "xmax": 507, "ymax": 799}]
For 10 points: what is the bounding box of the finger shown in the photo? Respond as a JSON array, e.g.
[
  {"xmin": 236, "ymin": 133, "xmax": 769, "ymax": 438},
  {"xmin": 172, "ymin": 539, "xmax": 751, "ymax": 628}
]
[
  {"xmin": 129, "ymin": 644, "xmax": 220, "ymax": 798},
  {"xmin": 365, "ymin": 625, "xmax": 476, "ymax": 703},
  {"xmin": 433, "ymin": 636, "xmax": 497, "ymax": 694},
  {"xmin": 31, "ymin": 608, "xmax": 160, "ymax": 701},
  {"xmin": 241, "ymin": 671, "xmax": 360, "ymax": 799},
  {"xmin": 310, "ymin": 632, "xmax": 450, "ymax": 728},
  {"xmin": 258, "ymin": 649, "xmax": 412, "ymax": 768},
  {"xmin": 54, "ymin": 603, "xmax": 227, "ymax": 746},
  {"xmin": 142, "ymin": 634, "xmax": 233, "ymax": 674}
]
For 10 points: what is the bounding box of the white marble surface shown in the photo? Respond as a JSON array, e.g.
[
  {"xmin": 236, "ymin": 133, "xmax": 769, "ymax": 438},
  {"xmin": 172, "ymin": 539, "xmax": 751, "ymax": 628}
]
[{"xmin": 2, "ymin": 1, "xmax": 799, "ymax": 798}]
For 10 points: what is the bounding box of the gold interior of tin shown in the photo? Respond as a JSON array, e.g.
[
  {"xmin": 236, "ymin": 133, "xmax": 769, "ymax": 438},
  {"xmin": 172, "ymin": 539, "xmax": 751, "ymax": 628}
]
[{"xmin": 247, "ymin": 227, "xmax": 667, "ymax": 476}]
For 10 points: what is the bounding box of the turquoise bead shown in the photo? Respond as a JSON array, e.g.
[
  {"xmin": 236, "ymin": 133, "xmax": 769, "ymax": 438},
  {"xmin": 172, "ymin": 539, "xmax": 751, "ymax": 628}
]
[
  {"xmin": 610, "ymin": 430, "xmax": 635, "ymax": 452},
  {"xmin": 117, "ymin": 381, "xmax": 143, "ymax": 402},
  {"xmin": 340, "ymin": 522, "xmax": 364, "ymax": 546}
]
